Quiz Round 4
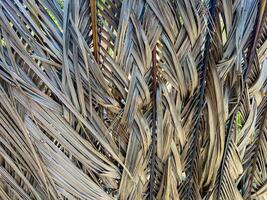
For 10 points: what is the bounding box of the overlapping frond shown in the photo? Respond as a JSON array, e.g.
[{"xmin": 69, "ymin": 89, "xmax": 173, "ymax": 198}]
[{"xmin": 0, "ymin": 0, "xmax": 267, "ymax": 200}]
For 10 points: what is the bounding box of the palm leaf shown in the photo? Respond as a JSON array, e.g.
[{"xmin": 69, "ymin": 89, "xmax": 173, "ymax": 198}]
[{"xmin": 0, "ymin": 0, "xmax": 267, "ymax": 200}]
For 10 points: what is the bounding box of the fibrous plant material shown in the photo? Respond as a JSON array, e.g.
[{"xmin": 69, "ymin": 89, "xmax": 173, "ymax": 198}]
[{"xmin": 0, "ymin": 0, "xmax": 267, "ymax": 200}]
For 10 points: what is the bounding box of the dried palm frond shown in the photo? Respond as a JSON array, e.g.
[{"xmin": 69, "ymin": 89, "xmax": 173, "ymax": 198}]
[{"xmin": 0, "ymin": 0, "xmax": 267, "ymax": 200}]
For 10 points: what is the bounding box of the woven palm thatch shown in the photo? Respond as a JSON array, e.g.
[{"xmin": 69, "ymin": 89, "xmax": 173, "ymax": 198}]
[{"xmin": 0, "ymin": 0, "xmax": 267, "ymax": 199}]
